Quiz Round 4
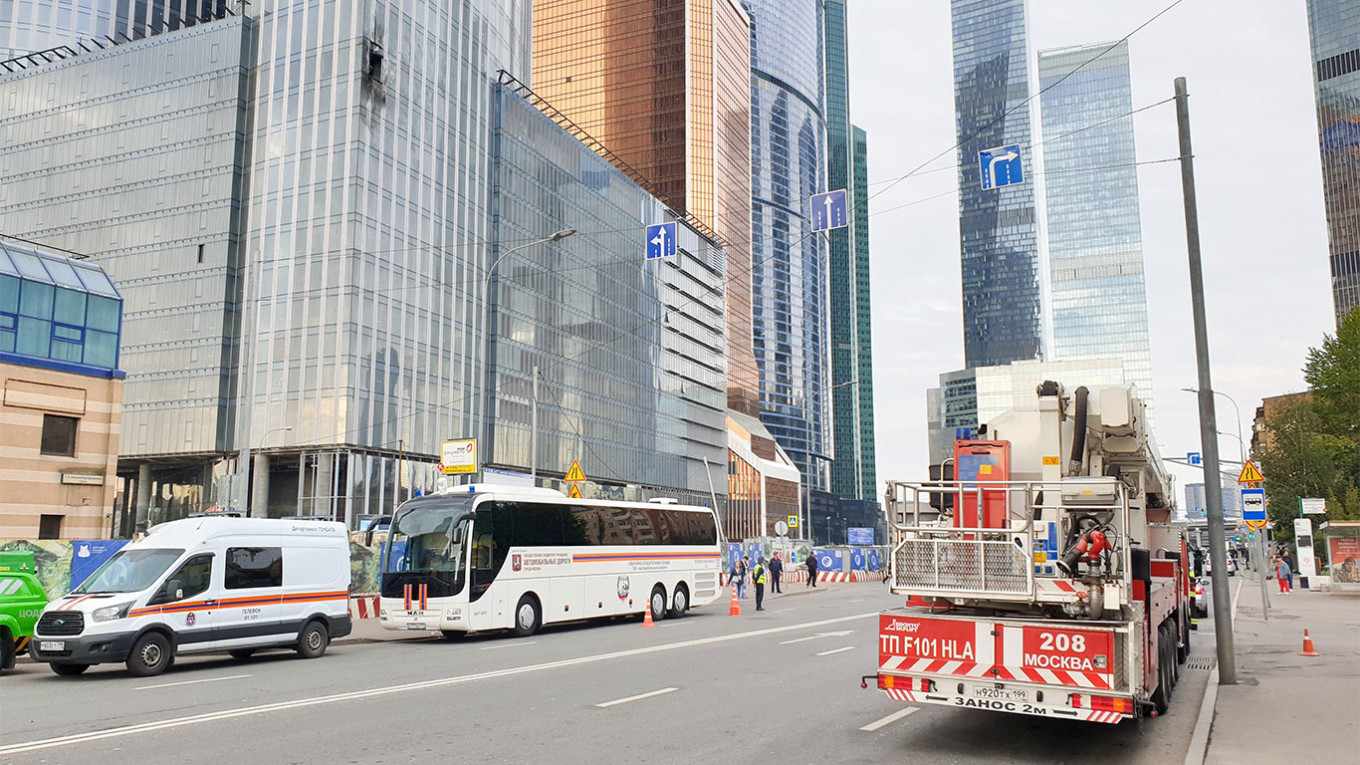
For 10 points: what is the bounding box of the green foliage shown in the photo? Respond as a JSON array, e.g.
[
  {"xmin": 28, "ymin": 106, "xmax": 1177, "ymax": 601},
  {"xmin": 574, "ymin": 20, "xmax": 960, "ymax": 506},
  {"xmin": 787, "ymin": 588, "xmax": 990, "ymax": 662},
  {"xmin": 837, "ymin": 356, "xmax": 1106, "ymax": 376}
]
[{"xmin": 1259, "ymin": 311, "xmax": 1360, "ymax": 544}]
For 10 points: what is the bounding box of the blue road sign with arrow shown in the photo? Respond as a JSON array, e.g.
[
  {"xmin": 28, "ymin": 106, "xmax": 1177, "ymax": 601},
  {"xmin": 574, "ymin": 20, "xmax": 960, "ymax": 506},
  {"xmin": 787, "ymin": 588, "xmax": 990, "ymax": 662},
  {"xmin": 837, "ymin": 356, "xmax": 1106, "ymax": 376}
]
[
  {"xmin": 978, "ymin": 144, "xmax": 1024, "ymax": 190},
  {"xmin": 646, "ymin": 221, "xmax": 677, "ymax": 259},
  {"xmin": 810, "ymin": 189, "xmax": 849, "ymax": 231},
  {"xmin": 1188, "ymin": 452, "xmax": 1201, "ymax": 466}
]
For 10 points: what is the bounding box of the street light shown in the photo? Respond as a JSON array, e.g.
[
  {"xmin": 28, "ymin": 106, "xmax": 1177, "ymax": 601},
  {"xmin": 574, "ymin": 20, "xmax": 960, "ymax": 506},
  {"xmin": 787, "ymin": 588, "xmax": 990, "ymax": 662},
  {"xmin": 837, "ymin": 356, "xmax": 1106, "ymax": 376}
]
[
  {"xmin": 483, "ymin": 229, "xmax": 576, "ymax": 479},
  {"xmin": 250, "ymin": 425, "xmax": 293, "ymax": 517},
  {"xmin": 803, "ymin": 378, "xmax": 859, "ymax": 544},
  {"xmin": 1182, "ymin": 387, "xmax": 1245, "ymax": 463}
]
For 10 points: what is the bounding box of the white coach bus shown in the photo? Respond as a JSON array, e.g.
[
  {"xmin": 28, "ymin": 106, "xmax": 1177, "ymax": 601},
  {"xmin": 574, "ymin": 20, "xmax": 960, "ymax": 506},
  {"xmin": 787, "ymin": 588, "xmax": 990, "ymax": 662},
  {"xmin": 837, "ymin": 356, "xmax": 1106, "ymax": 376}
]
[{"xmin": 379, "ymin": 484, "xmax": 723, "ymax": 637}]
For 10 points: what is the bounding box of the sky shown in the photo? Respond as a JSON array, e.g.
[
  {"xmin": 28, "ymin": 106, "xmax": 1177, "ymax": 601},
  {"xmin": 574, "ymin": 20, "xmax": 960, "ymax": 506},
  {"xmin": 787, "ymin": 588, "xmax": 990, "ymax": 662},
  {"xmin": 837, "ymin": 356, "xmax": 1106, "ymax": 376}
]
[{"xmin": 848, "ymin": 0, "xmax": 1335, "ymax": 502}]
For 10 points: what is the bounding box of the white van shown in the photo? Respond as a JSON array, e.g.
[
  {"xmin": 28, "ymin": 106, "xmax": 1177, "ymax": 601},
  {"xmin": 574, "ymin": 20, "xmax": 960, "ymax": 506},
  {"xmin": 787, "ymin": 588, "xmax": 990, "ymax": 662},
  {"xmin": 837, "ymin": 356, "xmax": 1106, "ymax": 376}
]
[{"xmin": 30, "ymin": 517, "xmax": 352, "ymax": 677}]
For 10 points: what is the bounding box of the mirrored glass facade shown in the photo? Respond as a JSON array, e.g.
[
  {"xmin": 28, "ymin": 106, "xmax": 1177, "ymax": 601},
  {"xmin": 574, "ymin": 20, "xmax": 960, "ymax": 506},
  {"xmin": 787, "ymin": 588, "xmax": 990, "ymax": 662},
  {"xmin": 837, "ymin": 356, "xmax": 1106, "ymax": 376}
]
[
  {"xmin": 1306, "ymin": 0, "xmax": 1360, "ymax": 325},
  {"xmin": 745, "ymin": 0, "xmax": 832, "ymax": 493},
  {"xmin": 951, "ymin": 0, "xmax": 1043, "ymax": 368},
  {"xmin": 491, "ymin": 83, "xmax": 727, "ymax": 503},
  {"xmin": 0, "ymin": 0, "xmax": 231, "ymax": 60},
  {"xmin": 1038, "ymin": 41, "xmax": 1154, "ymax": 410}
]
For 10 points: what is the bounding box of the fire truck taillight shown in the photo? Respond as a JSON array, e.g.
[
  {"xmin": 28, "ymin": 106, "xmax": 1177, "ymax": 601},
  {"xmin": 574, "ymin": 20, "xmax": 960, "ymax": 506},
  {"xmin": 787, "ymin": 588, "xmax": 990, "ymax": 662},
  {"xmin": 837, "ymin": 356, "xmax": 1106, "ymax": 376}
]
[
  {"xmin": 877, "ymin": 675, "xmax": 934, "ymax": 693},
  {"xmin": 1070, "ymin": 694, "xmax": 1132, "ymax": 714}
]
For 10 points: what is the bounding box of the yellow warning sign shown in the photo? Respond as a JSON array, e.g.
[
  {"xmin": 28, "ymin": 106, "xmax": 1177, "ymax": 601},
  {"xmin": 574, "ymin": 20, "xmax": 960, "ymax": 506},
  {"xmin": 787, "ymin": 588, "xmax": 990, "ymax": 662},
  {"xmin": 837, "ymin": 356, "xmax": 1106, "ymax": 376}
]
[
  {"xmin": 565, "ymin": 459, "xmax": 586, "ymax": 483},
  {"xmin": 567, "ymin": 484, "xmax": 583, "ymax": 499},
  {"xmin": 1237, "ymin": 461, "xmax": 1264, "ymax": 484}
]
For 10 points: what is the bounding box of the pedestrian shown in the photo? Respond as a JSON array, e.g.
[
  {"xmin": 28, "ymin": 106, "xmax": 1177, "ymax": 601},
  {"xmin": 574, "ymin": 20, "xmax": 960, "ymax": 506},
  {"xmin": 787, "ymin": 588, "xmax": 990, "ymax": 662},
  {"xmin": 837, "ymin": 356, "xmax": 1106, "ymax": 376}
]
[
  {"xmin": 729, "ymin": 556, "xmax": 746, "ymax": 599},
  {"xmin": 1277, "ymin": 555, "xmax": 1292, "ymax": 595},
  {"xmin": 1282, "ymin": 551, "xmax": 1295, "ymax": 590},
  {"xmin": 769, "ymin": 553, "xmax": 783, "ymax": 594},
  {"xmin": 753, "ymin": 556, "xmax": 767, "ymax": 611},
  {"xmin": 806, "ymin": 550, "xmax": 818, "ymax": 588},
  {"xmin": 740, "ymin": 556, "xmax": 751, "ymax": 599}
]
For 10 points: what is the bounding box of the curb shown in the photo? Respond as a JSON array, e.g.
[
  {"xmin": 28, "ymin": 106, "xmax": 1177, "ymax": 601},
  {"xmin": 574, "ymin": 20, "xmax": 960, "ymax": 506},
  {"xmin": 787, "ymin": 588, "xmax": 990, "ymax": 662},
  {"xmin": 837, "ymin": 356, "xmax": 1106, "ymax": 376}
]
[{"xmin": 1184, "ymin": 577, "xmax": 1244, "ymax": 765}]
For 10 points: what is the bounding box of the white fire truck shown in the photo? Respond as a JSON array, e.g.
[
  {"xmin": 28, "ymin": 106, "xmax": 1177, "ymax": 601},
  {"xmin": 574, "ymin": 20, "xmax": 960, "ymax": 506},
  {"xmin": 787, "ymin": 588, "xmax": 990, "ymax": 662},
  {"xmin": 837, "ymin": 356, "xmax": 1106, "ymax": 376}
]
[{"xmin": 865, "ymin": 383, "xmax": 1191, "ymax": 723}]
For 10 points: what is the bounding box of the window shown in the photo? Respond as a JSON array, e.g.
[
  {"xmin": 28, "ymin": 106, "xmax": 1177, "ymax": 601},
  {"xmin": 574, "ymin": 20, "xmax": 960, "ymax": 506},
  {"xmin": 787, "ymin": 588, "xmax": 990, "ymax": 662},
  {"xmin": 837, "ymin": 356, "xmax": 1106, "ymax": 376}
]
[
  {"xmin": 38, "ymin": 514, "xmax": 62, "ymax": 540},
  {"xmin": 197, "ymin": 244, "xmax": 205, "ymax": 263},
  {"xmin": 225, "ymin": 547, "xmax": 283, "ymax": 589},
  {"xmin": 40, "ymin": 414, "xmax": 78, "ymax": 456},
  {"xmin": 151, "ymin": 553, "xmax": 214, "ymax": 604}
]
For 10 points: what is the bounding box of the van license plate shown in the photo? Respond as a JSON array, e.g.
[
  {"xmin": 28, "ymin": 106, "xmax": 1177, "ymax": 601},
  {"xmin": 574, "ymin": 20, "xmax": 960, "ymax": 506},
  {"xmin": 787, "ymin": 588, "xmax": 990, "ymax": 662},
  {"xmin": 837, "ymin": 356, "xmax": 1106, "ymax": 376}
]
[
  {"xmin": 40, "ymin": 641, "xmax": 64, "ymax": 652},
  {"xmin": 407, "ymin": 623, "xmax": 427, "ymax": 631},
  {"xmin": 974, "ymin": 687, "xmax": 1027, "ymax": 702}
]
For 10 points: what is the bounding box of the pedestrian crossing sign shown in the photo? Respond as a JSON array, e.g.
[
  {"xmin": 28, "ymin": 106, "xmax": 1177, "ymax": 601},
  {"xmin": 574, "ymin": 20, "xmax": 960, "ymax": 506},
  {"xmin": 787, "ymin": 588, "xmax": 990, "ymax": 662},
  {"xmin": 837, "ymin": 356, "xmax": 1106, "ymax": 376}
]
[
  {"xmin": 565, "ymin": 460, "xmax": 586, "ymax": 482},
  {"xmin": 787, "ymin": 515, "xmax": 798, "ymax": 528}
]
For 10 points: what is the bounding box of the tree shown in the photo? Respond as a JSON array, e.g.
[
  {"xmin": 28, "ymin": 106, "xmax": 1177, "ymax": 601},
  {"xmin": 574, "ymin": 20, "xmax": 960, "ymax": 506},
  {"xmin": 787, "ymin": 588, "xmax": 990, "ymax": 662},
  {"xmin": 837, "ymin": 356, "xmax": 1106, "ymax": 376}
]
[{"xmin": 1304, "ymin": 308, "xmax": 1360, "ymax": 443}]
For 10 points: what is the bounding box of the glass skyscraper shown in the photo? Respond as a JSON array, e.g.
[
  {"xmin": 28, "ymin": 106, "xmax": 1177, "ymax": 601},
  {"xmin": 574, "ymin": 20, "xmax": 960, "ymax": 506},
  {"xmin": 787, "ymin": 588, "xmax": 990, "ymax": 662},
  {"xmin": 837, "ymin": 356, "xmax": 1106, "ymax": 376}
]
[
  {"xmin": 0, "ymin": 1, "xmax": 231, "ymax": 60},
  {"xmin": 823, "ymin": 0, "xmax": 875, "ymax": 505},
  {"xmin": 1306, "ymin": 0, "xmax": 1360, "ymax": 325},
  {"xmin": 1038, "ymin": 41, "xmax": 1154, "ymax": 408},
  {"xmin": 951, "ymin": 0, "xmax": 1043, "ymax": 368},
  {"xmin": 745, "ymin": 0, "xmax": 832, "ymax": 494},
  {"xmin": 2, "ymin": 1, "xmax": 728, "ymax": 527}
]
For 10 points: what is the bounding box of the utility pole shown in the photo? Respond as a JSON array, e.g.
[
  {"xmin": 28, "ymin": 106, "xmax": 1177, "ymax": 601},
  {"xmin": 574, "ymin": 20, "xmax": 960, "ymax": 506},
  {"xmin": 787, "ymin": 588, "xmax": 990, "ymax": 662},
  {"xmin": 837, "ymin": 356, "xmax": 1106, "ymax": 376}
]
[{"xmin": 1176, "ymin": 77, "xmax": 1236, "ymax": 684}]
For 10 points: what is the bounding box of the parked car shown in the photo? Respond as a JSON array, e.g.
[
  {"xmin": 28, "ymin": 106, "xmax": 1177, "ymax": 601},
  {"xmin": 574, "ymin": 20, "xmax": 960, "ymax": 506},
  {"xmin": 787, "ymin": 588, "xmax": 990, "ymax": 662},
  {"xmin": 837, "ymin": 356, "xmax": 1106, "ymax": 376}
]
[
  {"xmin": 30, "ymin": 517, "xmax": 352, "ymax": 677},
  {"xmin": 0, "ymin": 551, "xmax": 49, "ymax": 672}
]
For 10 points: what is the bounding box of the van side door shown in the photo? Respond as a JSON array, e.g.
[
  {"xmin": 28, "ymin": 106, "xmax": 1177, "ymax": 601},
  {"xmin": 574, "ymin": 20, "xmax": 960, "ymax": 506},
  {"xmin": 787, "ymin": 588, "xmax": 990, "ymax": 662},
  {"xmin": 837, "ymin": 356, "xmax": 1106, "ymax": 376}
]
[
  {"xmin": 219, "ymin": 545, "xmax": 285, "ymax": 641},
  {"xmin": 146, "ymin": 553, "xmax": 216, "ymax": 649}
]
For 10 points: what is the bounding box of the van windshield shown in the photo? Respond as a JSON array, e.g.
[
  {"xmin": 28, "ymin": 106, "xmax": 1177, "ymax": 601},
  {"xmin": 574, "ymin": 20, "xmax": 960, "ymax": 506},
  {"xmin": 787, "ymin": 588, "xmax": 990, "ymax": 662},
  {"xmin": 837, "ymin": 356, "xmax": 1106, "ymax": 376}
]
[{"xmin": 73, "ymin": 549, "xmax": 184, "ymax": 594}]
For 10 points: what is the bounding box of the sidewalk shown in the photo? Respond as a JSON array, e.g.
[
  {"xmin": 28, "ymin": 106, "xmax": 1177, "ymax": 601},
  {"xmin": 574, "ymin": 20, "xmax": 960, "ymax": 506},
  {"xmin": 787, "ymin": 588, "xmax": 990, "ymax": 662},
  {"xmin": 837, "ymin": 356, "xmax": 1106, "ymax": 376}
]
[{"xmin": 1201, "ymin": 571, "xmax": 1360, "ymax": 763}]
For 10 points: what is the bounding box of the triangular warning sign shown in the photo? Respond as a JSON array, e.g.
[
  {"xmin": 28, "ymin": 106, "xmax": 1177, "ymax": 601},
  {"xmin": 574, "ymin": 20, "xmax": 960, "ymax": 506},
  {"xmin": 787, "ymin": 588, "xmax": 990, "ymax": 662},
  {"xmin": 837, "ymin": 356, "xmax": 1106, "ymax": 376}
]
[
  {"xmin": 566, "ymin": 484, "xmax": 583, "ymax": 499},
  {"xmin": 1237, "ymin": 460, "xmax": 1264, "ymax": 483},
  {"xmin": 564, "ymin": 459, "xmax": 586, "ymax": 483}
]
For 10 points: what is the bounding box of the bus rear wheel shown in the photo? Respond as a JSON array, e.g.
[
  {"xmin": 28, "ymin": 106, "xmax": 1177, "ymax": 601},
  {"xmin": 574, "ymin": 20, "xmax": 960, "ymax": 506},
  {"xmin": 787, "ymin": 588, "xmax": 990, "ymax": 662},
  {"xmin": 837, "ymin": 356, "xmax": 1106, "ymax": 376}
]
[
  {"xmin": 668, "ymin": 585, "xmax": 689, "ymax": 618},
  {"xmin": 514, "ymin": 595, "xmax": 541, "ymax": 637},
  {"xmin": 649, "ymin": 586, "xmax": 667, "ymax": 623}
]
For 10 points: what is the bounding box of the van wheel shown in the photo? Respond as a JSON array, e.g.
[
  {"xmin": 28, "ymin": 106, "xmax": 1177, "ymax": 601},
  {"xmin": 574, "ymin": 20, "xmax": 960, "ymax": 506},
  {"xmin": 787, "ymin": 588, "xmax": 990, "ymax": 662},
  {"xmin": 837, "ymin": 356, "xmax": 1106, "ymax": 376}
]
[
  {"xmin": 228, "ymin": 649, "xmax": 256, "ymax": 660},
  {"xmin": 51, "ymin": 662, "xmax": 90, "ymax": 676},
  {"xmin": 127, "ymin": 633, "xmax": 172, "ymax": 677},
  {"xmin": 297, "ymin": 621, "xmax": 329, "ymax": 659},
  {"xmin": 513, "ymin": 595, "xmax": 541, "ymax": 637},
  {"xmin": 1, "ymin": 629, "xmax": 14, "ymax": 671},
  {"xmin": 668, "ymin": 585, "xmax": 689, "ymax": 618}
]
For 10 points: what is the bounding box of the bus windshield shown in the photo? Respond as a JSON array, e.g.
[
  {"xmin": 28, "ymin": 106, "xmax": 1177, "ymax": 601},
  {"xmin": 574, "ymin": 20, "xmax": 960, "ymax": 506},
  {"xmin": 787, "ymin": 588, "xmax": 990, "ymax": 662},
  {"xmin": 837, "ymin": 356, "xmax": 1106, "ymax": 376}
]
[
  {"xmin": 385, "ymin": 499, "xmax": 474, "ymax": 579},
  {"xmin": 73, "ymin": 549, "xmax": 185, "ymax": 594}
]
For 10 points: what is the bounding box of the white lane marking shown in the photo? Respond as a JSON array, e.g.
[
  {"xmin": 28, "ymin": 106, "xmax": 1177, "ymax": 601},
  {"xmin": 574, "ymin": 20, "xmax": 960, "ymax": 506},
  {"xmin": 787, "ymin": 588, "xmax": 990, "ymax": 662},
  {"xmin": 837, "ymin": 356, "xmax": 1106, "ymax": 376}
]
[
  {"xmin": 816, "ymin": 646, "xmax": 855, "ymax": 657},
  {"xmin": 0, "ymin": 611, "xmax": 878, "ymax": 755},
  {"xmin": 778, "ymin": 629, "xmax": 853, "ymax": 645},
  {"xmin": 860, "ymin": 706, "xmax": 919, "ymax": 731},
  {"xmin": 595, "ymin": 687, "xmax": 678, "ymax": 708},
  {"xmin": 848, "ymin": 598, "xmax": 865, "ymax": 603},
  {"xmin": 134, "ymin": 674, "xmax": 252, "ymax": 691},
  {"xmin": 479, "ymin": 641, "xmax": 538, "ymax": 651}
]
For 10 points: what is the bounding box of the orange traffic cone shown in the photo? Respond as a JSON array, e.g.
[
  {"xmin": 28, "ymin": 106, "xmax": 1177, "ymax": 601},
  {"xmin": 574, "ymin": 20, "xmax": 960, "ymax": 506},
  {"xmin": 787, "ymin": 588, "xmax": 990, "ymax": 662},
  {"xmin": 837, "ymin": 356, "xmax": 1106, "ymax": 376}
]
[
  {"xmin": 729, "ymin": 582, "xmax": 742, "ymax": 616},
  {"xmin": 1300, "ymin": 629, "xmax": 1319, "ymax": 657},
  {"xmin": 642, "ymin": 599, "xmax": 655, "ymax": 628}
]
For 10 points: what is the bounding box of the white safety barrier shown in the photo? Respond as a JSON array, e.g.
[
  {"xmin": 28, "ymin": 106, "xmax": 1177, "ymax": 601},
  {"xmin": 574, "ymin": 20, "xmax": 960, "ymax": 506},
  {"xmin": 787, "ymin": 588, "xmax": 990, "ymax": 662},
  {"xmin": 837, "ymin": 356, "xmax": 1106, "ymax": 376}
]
[{"xmin": 349, "ymin": 594, "xmax": 381, "ymax": 619}]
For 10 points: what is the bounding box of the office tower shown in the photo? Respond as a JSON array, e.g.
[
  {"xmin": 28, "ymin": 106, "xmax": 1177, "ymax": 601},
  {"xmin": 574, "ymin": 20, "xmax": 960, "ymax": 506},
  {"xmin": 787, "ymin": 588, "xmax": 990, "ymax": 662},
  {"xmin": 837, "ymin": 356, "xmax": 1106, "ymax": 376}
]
[
  {"xmin": 0, "ymin": 1, "xmax": 231, "ymax": 60},
  {"xmin": 745, "ymin": 0, "xmax": 833, "ymax": 496},
  {"xmin": 532, "ymin": 0, "xmax": 760, "ymax": 417},
  {"xmin": 1305, "ymin": 0, "xmax": 1360, "ymax": 325},
  {"xmin": 951, "ymin": 0, "xmax": 1043, "ymax": 368},
  {"xmin": 1, "ymin": 2, "xmax": 727, "ymax": 528},
  {"xmin": 1038, "ymin": 41, "xmax": 1155, "ymax": 409},
  {"xmin": 823, "ymin": 0, "xmax": 876, "ymax": 507}
]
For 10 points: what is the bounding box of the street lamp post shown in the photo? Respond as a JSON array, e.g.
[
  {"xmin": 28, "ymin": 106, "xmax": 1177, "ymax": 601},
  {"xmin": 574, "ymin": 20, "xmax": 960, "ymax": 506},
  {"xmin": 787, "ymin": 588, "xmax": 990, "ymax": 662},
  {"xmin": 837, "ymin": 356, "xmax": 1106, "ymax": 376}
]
[
  {"xmin": 1183, "ymin": 387, "xmax": 1246, "ymax": 463},
  {"xmin": 802, "ymin": 378, "xmax": 859, "ymax": 544},
  {"xmin": 250, "ymin": 425, "xmax": 293, "ymax": 517},
  {"xmin": 482, "ymin": 229, "xmax": 576, "ymax": 479}
]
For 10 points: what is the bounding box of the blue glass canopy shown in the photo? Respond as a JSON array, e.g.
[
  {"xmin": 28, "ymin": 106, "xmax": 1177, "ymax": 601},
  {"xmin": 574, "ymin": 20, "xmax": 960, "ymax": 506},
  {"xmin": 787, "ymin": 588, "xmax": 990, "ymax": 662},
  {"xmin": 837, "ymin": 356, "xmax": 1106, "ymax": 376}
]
[{"xmin": 0, "ymin": 239, "xmax": 124, "ymax": 376}]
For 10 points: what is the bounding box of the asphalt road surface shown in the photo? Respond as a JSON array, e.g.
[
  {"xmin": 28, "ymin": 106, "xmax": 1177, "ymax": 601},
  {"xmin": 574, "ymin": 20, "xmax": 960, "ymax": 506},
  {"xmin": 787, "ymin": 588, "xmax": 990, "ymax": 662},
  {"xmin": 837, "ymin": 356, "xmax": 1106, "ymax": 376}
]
[{"xmin": 0, "ymin": 585, "xmax": 1216, "ymax": 764}]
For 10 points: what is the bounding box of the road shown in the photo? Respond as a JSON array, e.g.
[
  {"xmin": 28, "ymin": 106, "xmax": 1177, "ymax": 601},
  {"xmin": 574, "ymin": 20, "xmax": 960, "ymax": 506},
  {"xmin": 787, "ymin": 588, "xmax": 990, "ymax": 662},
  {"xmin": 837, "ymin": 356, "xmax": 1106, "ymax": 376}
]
[{"xmin": 0, "ymin": 585, "xmax": 1216, "ymax": 764}]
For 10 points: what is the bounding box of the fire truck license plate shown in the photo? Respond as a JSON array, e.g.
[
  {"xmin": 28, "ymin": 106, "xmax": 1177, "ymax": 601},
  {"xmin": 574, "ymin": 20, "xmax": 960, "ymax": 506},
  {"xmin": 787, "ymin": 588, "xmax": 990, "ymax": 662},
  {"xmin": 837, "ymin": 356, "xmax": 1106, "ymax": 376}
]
[{"xmin": 974, "ymin": 687, "xmax": 1028, "ymax": 702}]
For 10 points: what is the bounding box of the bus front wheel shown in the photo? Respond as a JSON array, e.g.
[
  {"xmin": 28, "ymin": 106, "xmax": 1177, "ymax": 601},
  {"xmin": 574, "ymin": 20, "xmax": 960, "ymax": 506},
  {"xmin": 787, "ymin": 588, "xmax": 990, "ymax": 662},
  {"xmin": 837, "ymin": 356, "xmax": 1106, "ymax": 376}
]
[{"xmin": 514, "ymin": 595, "xmax": 541, "ymax": 637}]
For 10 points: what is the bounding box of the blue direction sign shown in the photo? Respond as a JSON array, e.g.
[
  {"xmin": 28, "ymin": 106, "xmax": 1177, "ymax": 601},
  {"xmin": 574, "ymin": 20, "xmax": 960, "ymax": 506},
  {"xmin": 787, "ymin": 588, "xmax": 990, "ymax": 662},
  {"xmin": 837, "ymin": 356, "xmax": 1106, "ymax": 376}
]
[
  {"xmin": 810, "ymin": 189, "xmax": 849, "ymax": 232},
  {"xmin": 1241, "ymin": 488, "xmax": 1266, "ymax": 521},
  {"xmin": 978, "ymin": 144, "xmax": 1024, "ymax": 190},
  {"xmin": 1187, "ymin": 452, "xmax": 1201, "ymax": 466},
  {"xmin": 646, "ymin": 221, "xmax": 677, "ymax": 260}
]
